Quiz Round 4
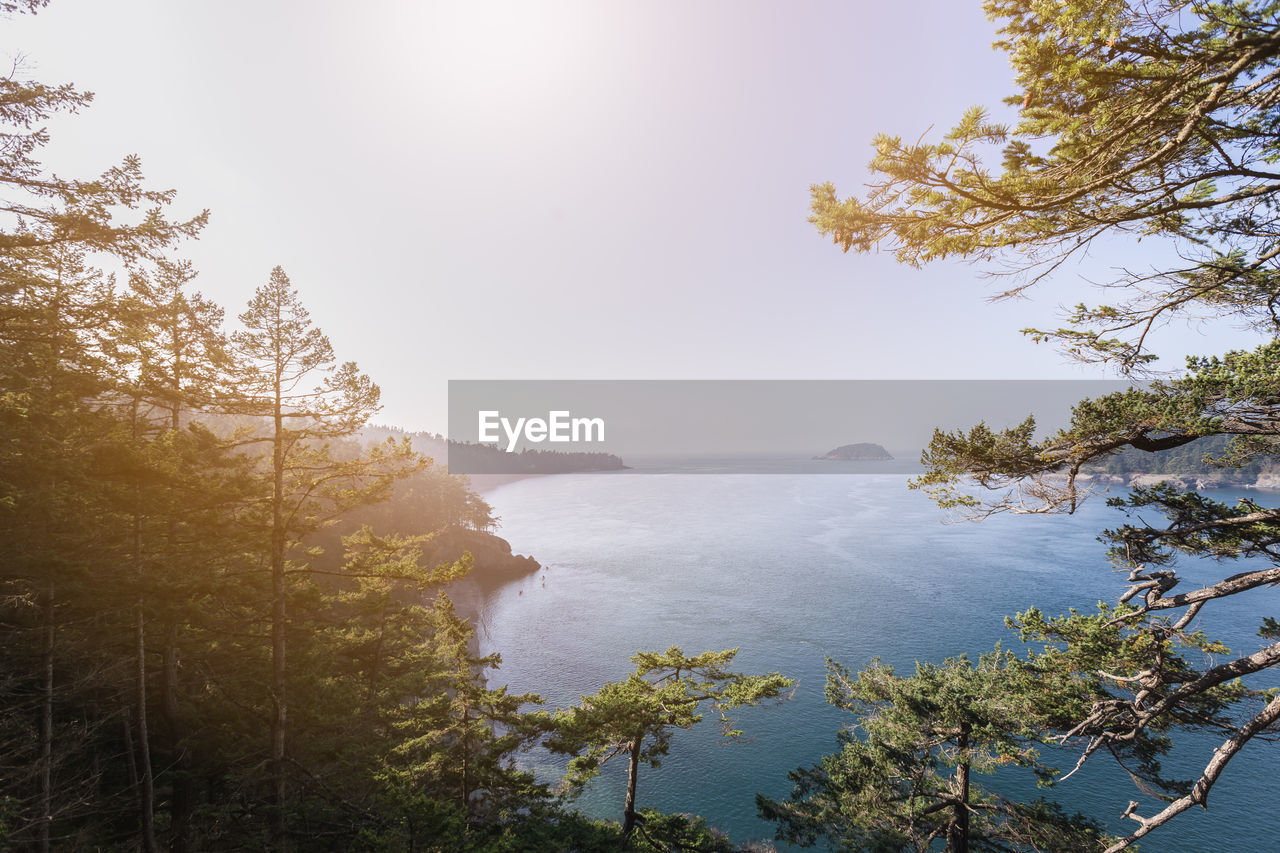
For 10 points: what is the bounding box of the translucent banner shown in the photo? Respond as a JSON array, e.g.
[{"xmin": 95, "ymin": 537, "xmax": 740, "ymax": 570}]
[{"xmin": 445, "ymin": 380, "xmax": 1131, "ymax": 475}]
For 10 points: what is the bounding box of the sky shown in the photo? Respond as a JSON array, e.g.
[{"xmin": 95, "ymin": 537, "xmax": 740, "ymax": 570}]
[{"xmin": 1, "ymin": 1, "xmax": 1263, "ymax": 431}]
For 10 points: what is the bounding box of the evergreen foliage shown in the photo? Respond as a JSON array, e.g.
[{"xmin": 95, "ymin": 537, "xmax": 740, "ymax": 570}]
[
  {"xmin": 548, "ymin": 647, "xmax": 794, "ymax": 837},
  {"xmin": 0, "ymin": 6, "xmax": 790, "ymax": 849},
  {"xmin": 796, "ymin": 2, "xmax": 1280, "ymax": 850},
  {"xmin": 760, "ymin": 653, "xmax": 1113, "ymax": 852}
]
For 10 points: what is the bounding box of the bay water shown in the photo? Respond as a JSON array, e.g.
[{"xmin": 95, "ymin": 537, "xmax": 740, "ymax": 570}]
[{"xmin": 474, "ymin": 469, "xmax": 1279, "ymax": 851}]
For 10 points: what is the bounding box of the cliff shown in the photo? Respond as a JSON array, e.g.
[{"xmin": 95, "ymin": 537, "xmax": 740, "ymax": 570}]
[
  {"xmin": 431, "ymin": 526, "xmax": 541, "ymax": 635},
  {"xmin": 424, "ymin": 526, "xmax": 540, "ymax": 586}
]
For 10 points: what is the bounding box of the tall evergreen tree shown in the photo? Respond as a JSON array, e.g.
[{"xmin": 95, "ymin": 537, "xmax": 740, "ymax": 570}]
[
  {"xmin": 107, "ymin": 257, "xmax": 241, "ymax": 851},
  {"xmin": 229, "ymin": 266, "xmax": 417, "ymax": 847},
  {"xmin": 2, "ymin": 22, "xmax": 205, "ymax": 846}
]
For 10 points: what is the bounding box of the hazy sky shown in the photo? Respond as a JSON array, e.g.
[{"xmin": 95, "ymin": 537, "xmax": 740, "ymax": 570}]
[{"xmin": 2, "ymin": 1, "xmax": 1262, "ymax": 431}]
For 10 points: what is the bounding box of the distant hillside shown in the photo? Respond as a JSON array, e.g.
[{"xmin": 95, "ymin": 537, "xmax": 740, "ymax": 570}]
[
  {"xmin": 361, "ymin": 425, "xmax": 627, "ymax": 475},
  {"xmin": 1085, "ymin": 433, "xmax": 1279, "ymax": 489},
  {"xmin": 814, "ymin": 442, "xmax": 894, "ymax": 461}
]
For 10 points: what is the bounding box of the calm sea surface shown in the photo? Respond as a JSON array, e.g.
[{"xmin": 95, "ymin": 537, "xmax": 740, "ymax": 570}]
[{"xmin": 475, "ymin": 469, "xmax": 1279, "ymax": 851}]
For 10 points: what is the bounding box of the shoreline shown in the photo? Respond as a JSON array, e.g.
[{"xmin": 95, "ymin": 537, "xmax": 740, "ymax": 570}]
[
  {"xmin": 1074, "ymin": 470, "xmax": 1280, "ymax": 492},
  {"xmin": 465, "ymin": 473, "xmax": 539, "ymax": 494},
  {"xmin": 466, "ymin": 466, "xmax": 630, "ymax": 495}
]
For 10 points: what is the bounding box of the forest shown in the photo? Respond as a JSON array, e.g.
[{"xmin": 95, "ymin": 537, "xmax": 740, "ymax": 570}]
[
  {"xmin": 0, "ymin": 3, "xmax": 790, "ymax": 848},
  {"xmin": 6, "ymin": 0, "xmax": 1280, "ymax": 852}
]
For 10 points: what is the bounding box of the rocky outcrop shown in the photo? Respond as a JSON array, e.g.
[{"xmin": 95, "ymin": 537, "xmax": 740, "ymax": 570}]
[
  {"xmin": 1082, "ymin": 471, "xmax": 1275, "ymax": 490},
  {"xmin": 1250, "ymin": 472, "xmax": 1280, "ymax": 491},
  {"xmin": 423, "ymin": 526, "xmax": 541, "ymax": 632},
  {"xmin": 1075, "ymin": 473, "xmax": 1127, "ymax": 486},
  {"xmin": 1126, "ymin": 473, "xmax": 1192, "ymax": 489},
  {"xmin": 423, "ymin": 526, "xmax": 539, "ymax": 586}
]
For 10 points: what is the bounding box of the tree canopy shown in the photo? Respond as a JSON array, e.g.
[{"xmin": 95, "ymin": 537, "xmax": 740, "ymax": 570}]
[
  {"xmin": 760, "ymin": 653, "xmax": 1113, "ymax": 853},
  {"xmin": 811, "ymin": 0, "xmax": 1280, "ymax": 371},
  {"xmin": 548, "ymin": 647, "xmax": 793, "ymax": 837},
  {"xmin": 802, "ymin": 1, "xmax": 1280, "ymax": 850}
]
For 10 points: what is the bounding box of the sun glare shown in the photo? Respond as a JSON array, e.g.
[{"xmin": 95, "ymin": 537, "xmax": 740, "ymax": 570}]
[{"xmin": 391, "ymin": 2, "xmax": 607, "ymax": 120}]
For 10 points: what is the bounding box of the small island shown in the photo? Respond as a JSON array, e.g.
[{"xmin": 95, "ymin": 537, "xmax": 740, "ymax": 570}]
[{"xmin": 814, "ymin": 442, "xmax": 894, "ymax": 461}]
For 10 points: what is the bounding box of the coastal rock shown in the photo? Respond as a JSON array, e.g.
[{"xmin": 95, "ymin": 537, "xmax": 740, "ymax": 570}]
[
  {"xmin": 423, "ymin": 525, "xmax": 539, "ymax": 584},
  {"xmin": 1072, "ymin": 473, "xmax": 1119, "ymax": 485},
  {"xmin": 814, "ymin": 442, "xmax": 893, "ymax": 461},
  {"xmin": 433, "ymin": 526, "xmax": 541, "ymax": 638},
  {"xmin": 1194, "ymin": 475, "xmax": 1230, "ymax": 490},
  {"xmin": 1251, "ymin": 472, "xmax": 1280, "ymax": 491},
  {"xmin": 1126, "ymin": 473, "xmax": 1190, "ymax": 489}
]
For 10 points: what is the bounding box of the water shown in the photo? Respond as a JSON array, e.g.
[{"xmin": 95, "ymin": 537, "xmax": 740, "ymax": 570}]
[{"xmin": 473, "ymin": 471, "xmax": 1280, "ymax": 851}]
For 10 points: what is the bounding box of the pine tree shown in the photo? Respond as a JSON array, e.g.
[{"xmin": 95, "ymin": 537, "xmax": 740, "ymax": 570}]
[
  {"xmin": 548, "ymin": 647, "xmax": 793, "ymax": 836},
  {"xmin": 107, "ymin": 257, "xmax": 243, "ymax": 851},
  {"xmin": 1, "ymin": 13, "xmax": 206, "ymax": 843},
  {"xmin": 810, "ymin": 2, "xmax": 1280, "ymax": 848},
  {"xmin": 760, "ymin": 654, "xmax": 1113, "ymax": 853},
  {"xmin": 810, "ymin": 0, "xmax": 1280, "ymax": 371},
  {"xmin": 229, "ymin": 266, "xmax": 418, "ymax": 847},
  {"xmin": 0, "ymin": 238, "xmax": 133, "ymax": 848},
  {"xmin": 368, "ymin": 588, "xmax": 549, "ymax": 847}
]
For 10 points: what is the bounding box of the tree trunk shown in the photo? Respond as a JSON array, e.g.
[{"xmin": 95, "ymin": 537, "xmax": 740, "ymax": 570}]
[
  {"xmin": 460, "ymin": 700, "xmax": 470, "ymax": 829},
  {"xmin": 622, "ymin": 734, "xmax": 643, "ymax": 835},
  {"xmin": 38, "ymin": 583, "xmax": 54, "ymax": 853},
  {"xmin": 949, "ymin": 722, "xmax": 971, "ymax": 853},
  {"xmin": 135, "ymin": 605, "xmax": 159, "ymax": 853},
  {"xmin": 269, "ymin": 397, "xmax": 288, "ymax": 849},
  {"xmin": 163, "ymin": 625, "xmax": 191, "ymax": 853},
  {"xmin": 130, "ymin": 403, "xmax": 159, "ymax": 853},
  {"xmin": 164, "ymin": 346, "xmax": 192, "ymax": 853},
  {"xmin": 123, "ymin": 710, "xmax": 139, "ymax": 792}
]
